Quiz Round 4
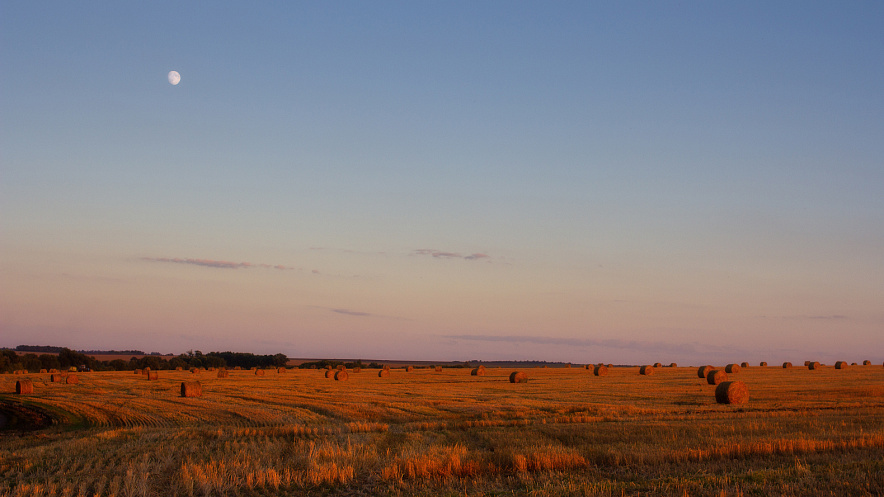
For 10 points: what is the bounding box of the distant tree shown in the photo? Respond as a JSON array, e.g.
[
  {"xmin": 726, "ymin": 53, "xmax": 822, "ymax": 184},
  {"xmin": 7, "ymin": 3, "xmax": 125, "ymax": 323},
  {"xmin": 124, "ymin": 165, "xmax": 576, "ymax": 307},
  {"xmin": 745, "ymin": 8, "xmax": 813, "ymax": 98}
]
[
  {"xmin": 38, "ymin": 354, "xmax": 61, "ymax": 371},
  {"xmin": 272, "ymin": 354, "xmax": 288, "ymax": 367},
  {"xmin": 107, "ymin": 359, "xmax": 128, "ymax": 371}
]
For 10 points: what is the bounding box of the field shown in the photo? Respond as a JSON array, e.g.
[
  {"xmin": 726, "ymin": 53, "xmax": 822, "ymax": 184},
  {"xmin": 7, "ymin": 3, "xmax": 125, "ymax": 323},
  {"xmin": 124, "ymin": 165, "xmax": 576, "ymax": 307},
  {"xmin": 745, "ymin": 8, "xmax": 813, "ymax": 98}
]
[{"xmin": 1, "ymin": 364, "xmax": 883, "ymax": 496}]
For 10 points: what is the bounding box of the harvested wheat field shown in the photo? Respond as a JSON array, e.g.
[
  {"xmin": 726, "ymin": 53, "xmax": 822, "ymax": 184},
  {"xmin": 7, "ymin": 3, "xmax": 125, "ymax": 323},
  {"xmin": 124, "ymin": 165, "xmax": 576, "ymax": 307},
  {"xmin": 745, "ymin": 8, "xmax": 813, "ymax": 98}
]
[{"xmin": 1, "ymin": 365, "xmax": 883, "ymax": 496}]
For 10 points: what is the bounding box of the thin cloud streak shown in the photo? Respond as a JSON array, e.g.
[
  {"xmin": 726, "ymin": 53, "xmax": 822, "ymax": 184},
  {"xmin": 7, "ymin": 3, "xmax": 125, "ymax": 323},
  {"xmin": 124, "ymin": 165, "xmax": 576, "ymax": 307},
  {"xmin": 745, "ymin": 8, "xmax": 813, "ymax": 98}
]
[
  {"xmin": 412, "ymin": 249, "xmax": 491, "ymax": 261},
  {"xmin": 443, "ymin": 334, "xmax": 751, "ymax": 358},
  {"xmin": 142, "ymin": 257, "xmax": 297, "ymax": 271},
  {"xmin": 331, "ymin": 308, "xmax": 372, "ymax": 317}
]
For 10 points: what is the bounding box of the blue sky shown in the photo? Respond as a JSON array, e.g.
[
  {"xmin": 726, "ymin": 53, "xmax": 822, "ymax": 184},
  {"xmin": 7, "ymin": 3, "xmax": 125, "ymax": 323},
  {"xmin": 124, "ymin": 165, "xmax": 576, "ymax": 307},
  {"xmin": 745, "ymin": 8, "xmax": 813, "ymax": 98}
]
[{"xmin": 2, "ymin": 2, "xmax": 883, "ymax": 365}]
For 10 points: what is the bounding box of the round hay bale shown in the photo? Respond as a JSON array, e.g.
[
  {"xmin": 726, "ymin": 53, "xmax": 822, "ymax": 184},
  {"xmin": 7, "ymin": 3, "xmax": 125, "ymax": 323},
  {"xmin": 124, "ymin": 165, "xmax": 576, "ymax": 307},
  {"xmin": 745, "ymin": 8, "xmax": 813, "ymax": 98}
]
[
  {"xmin": 337, "ymin": 365, "xmax": 345, "ymax": 371},
  {"xmin": 334, "ymin": 370, "xmax": 349, "ymax": 381},
  {"xmin": 406, "ymin": 366, "xmax": 414, "ymax": 372},
  {"xmin": 378, "ymin": 369, "xmax": 390, "ymax": 378},
  {"xmin": 707, "ymin": 369, "xmax": 727, "ymax": 385},
  {"xmin": 180, "ymin": 381, "xmax": 202, "ymax": 398},
  {"xmin": 16, "ymin": 380, "xmax": 34, "ymax": 394},
  {"xmin": 640, "ymin": 365, "xmax": 654, "ymax": 376},
  {"xmin": 863, "ymin": 360, "xmax": 871, "ymax": 366},
  {"xmin": 851, "ymin": 362, "xmax": 857, "ymax": 366},
  {"xmin": 51, "ymin": 374, "xmax": 64, "ymax": 383},
  {"xmin": 255, "ymin": 369, "xmax": 265, "ymax": 376},
  {"xmin": 175, "ymin": 367, "xmax": 183, "ymax": 371},
  {"xmin": 584, "ymin": 364, "xmax": 591, "ymax": 370},
  {"xmin": 804, "ymin": 361, "xmax": 811, "ymax": 367},
  {"xmin": 725, "ymin": 364, "xmax": 741, "ymax": 374},
  {"xmin": 354, "ymin": 367, "xmax": 362, "ymax": 373},
  {"xmin": 782, "ymin": 362, "xmax": 792, "ymax": 369},
  {"xmin": 190, "ymin": 368, "xmax": 199, "ymax": 374},
  {"xmin": 740, "ymin": 362, "xmax": 749, "ymax": 368},
  {"xmin": 383, "ymin": 364, "xmax": 390, "ymax": 371},
  {"xmin": 760, "ymin": 362, "xmax": 767, "ymax": 367},
  {"xmin": 49, "ymin": 369, "xmax": 58, "ymax": 373},
  {"xmin": 39, "ymin": 369, "xmax": 47, "ymax": 373},
  {"xmin": 325, "ymin": 369, "xmax": 334, "ymax": 378},
  {"xmin": 277, "ymin": 367, "xmax": 286, "ymax": 373},
  {"xmin": 653, "ymin": 362, "xmax": 662, "ymax": 368},
  {"xmin": 715, "ymin": 381, "xmax": 749, "ymax": 404},
  {"xmin": 234, "ymin": 366, "xmax": 241, "ymax": 370},
  {"xmin": 594, "ymin": 365, "xmax": 609, "ymax": 376},
  {"xmin": 509, "ymin": 371, "xmax": 528, "ymax": 383},
  {"xmin": 669, "ymin": 363, "xmax": 677, "ymax": 368},
  {"xmin": 134, "ymin": 369, "xmax": 142, "ymax": 375},
  {"xmin": 217, "ymin": 370, "xmax": 229, "ymax": 378},
  {"xmin": 147, "ymin": 371, "xmax": 158, "ymax": 380},
  {"xmin": 697, "ymin": 365, "xmax": 713, "ymax": 378},
  {"xmin": 809, "ymin": 361, "xmax": 821, "ymax": 370},
  {"xmin": 435, "ymin": 366, "xmax": 443, "ymax": 372},
  {"xmin": 65, "ymin": 374, "xmax": 79, "ymax": 384},
  {"xmin": 470, "ymin": 367, "xmax": 486, "ymax": 376},
  {"xmin": 208, "ymin": 367, "xmax": 215, "ymax": 371},
  {"xmin": 835, "ymin": 361, "xmax": 849, "ymax": 369}
]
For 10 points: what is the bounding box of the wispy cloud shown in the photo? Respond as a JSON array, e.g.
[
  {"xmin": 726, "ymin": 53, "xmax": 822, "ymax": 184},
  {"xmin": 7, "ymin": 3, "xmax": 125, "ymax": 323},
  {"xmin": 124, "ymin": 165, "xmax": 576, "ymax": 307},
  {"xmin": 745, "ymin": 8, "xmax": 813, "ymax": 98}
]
[
  {"xmin": 331, "ymin": 308, "xmax": 372, "ymax": 317},
  {"xmin": 142, "ymin": 257, "xmax": 297, "ymax": 270},
  {"xmin": 442, "ymin": 334, "xmax": 751, "ymax": 357},
  {"xmin": 412, "ymin": 249, "xmax": 492, "ymax": 261}
]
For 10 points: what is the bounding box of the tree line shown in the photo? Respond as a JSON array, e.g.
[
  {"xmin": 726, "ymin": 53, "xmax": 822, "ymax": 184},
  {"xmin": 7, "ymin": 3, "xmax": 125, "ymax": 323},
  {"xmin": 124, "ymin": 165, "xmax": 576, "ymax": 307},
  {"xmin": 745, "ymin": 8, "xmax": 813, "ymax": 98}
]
[{"xmin": 0, "ymin": 348, "xmax": 288, "ymax": 373}]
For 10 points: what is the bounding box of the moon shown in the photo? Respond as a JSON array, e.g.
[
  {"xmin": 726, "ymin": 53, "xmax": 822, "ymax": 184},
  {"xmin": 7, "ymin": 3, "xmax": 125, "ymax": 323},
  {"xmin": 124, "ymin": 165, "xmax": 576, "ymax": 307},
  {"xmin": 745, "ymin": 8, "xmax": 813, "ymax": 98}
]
[{"xmin": 167, "ymin": 71, "xmax": 181, "ymax": 85}]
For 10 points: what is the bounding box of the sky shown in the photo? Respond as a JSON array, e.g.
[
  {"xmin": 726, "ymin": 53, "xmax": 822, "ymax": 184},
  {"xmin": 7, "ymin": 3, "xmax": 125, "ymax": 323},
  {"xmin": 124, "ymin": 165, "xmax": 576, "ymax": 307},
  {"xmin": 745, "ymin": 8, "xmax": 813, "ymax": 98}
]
[{"xmin": 2, "ymin": 2, "xmax": 883, "ymax": 366}]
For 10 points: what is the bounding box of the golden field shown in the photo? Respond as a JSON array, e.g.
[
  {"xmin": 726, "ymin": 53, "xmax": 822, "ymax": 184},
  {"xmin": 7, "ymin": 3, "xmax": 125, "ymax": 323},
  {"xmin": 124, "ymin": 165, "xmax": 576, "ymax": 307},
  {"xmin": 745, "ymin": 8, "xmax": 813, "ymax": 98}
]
[{"xmin": 1, "ymin": 364, "xmax": 883, "ymax": 496}]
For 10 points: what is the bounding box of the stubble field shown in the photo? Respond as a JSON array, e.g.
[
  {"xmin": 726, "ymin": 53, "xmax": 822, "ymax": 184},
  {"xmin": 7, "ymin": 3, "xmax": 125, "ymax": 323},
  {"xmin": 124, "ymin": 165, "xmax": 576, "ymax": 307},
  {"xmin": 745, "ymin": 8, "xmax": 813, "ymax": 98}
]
[{"xmin": 1, "ymin": 364, "xmax": 883, "ymax": 496}]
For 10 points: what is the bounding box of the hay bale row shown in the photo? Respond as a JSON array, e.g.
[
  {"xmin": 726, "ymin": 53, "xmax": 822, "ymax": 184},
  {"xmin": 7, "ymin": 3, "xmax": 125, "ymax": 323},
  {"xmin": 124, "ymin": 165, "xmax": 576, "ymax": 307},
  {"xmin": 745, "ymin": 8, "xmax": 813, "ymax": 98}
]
[
  {"xmin": 509, "ymin": 371, "xmax": 528, "ymax": 383},
  {"xmin": 639, "ymin": 365, "xmax": 654, "ymax": 376},
  {"xmin": 715, "ymin": 381, "xmax": 749, "ymax": 404},
  {"xmin": 181, "ymin": 381, "xmax": 202, "ymax": 398}
]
